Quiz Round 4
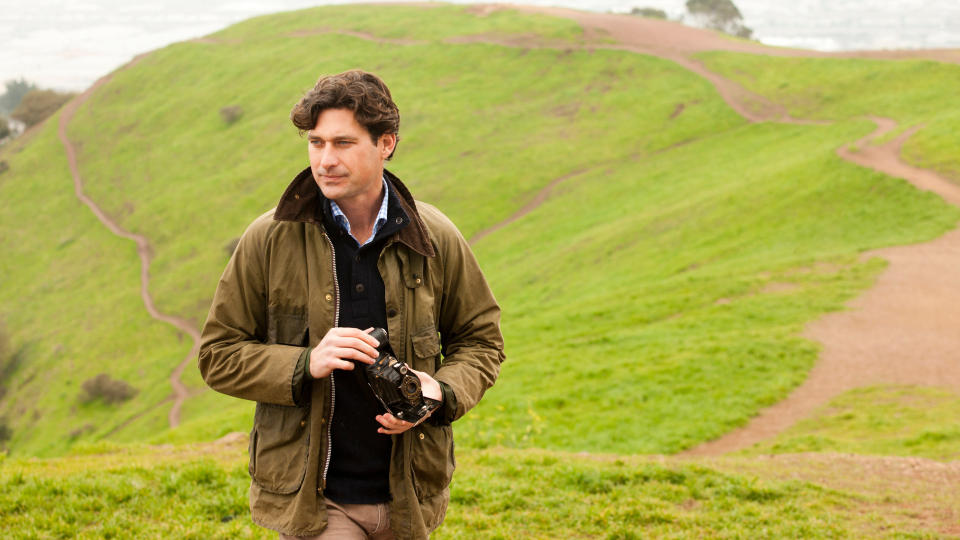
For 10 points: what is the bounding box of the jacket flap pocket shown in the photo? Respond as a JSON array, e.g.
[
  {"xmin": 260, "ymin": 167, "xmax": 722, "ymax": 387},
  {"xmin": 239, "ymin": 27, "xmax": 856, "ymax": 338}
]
[
  {"xmin": 410, "ymin": 424, "xmax": 455, "ymax": 501},
  {"xmin": 250, "ymin": 402, "xmax": 311, "ymax": 495},
  {"xmin": 412, "ymin": 329, "xmax": 441, "ymax": 359},
  {"xmin": 267, "ymin": 307, "xmax": 308, "ymax": 346}
]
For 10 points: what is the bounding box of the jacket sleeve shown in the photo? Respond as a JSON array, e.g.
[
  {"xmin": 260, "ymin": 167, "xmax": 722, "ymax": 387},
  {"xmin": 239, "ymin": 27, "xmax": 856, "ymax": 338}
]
[
  {"xmin": 426, "ymin": 208, "xmax": 505, "ymax": 422},
  {"xmin": 198, "ymin": 214, "xmax": 305, "ymax": 406}
]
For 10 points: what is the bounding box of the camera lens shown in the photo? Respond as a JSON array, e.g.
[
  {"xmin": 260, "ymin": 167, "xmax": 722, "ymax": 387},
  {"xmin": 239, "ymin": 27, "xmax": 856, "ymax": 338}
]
[{"xmin": 400, "ymin": 375, "xmax": 421, "ymax": 402}]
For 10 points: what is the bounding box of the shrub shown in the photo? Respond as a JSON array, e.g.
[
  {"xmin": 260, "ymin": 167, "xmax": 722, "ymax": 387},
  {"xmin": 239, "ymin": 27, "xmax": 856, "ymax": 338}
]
[
  {"xmin": 69, "ymin": 423, "xmax": 95, "ymax": 440},
  {"xmin": 630, "ymin": 7, "xmax": 667, "ymax": 19},
  {"xmin": 0, "ymin": 417, "xmax": 10, "ymax": 446},
  {"xmin": 0, "ymin": 116, "xmax": 10, "ymax": 140},
  {"xmin": 79, "ymin": 374, "xmax": 138, "ymax": 404},
  {"xmin": 11, "ymin": 89, "xmax": 75, "ymax": 128},
  {"xmin": 219, "ymin": 105, "xmax": 243, "ymax": 125}
]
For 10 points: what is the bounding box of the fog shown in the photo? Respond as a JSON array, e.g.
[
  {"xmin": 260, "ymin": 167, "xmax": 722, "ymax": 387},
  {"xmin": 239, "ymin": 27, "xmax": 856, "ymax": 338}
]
[{"xmin": 2, "ymin": 0, "xmax": 959, "ymax": 91}]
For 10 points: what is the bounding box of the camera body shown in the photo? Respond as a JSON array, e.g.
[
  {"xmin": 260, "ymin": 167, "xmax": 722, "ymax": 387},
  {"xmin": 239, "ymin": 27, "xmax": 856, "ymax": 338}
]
[{"xmin": 365, "ymin": 328, "xmax": 440, "ymax": 423}]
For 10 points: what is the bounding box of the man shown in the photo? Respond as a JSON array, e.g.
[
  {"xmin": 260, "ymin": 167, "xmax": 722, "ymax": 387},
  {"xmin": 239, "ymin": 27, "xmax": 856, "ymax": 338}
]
[{"xmin": 198, "ymin": 70, "xmax": 504, "ymax": 539}]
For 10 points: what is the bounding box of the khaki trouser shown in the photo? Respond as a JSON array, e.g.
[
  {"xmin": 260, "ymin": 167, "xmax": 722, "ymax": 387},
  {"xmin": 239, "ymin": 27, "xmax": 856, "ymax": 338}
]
[{"xmin": 279, "ymin": 498, "xmax": 395, "ymax": 540}]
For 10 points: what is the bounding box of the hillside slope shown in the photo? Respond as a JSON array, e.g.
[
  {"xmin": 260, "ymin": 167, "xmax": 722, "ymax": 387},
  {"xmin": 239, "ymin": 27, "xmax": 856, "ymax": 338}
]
[{"xmin": 0, "ymin": 4, "xmax": 958, "ymax": 465}]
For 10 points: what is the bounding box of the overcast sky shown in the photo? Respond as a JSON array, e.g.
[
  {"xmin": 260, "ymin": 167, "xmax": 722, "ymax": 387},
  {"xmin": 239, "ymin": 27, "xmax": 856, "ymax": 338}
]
[{"xmin": 2, "ymin": 0, "xmax": 959, "ymax": 91}]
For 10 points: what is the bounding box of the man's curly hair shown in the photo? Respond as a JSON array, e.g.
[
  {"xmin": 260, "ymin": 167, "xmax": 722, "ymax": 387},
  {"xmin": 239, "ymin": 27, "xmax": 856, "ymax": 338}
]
[{"xmin": 291, "ymin": 70, "xmax": 400, "ymax": 159}]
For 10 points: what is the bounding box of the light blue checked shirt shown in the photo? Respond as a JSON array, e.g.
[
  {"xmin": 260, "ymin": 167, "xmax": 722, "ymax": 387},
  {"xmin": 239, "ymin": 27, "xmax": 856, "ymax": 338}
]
[{"xmin": 329, "ymin": 177, "xmax": 390, "ymax": 247}]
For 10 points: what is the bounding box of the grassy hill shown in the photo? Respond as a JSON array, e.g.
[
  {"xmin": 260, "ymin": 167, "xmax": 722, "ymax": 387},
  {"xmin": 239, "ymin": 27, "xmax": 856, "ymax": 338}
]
[
  {"xmin": 1, "ymin": 440, "xmax": 946, "ymax": 539},
  {"xmin": 2, "ymin": 3, "xmax": 960, "ymax": 537}
]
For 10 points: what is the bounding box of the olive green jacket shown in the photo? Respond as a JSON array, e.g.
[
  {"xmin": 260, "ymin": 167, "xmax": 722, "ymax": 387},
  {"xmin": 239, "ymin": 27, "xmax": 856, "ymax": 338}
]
[{"xmin": 198, "ymin": 168, "xmax": 504, "ymax": 539}]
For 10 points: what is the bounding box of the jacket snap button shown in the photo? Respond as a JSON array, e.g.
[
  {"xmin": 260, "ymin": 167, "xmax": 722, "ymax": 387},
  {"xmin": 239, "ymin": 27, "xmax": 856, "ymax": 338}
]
[
  {"xmin": 387, "ymin": 309, "xmax": 397, "ymax": 318},
  {"xmin": 419, "ymin": 433, "xmax": 425, "ymax": 440},
  {"xmin": 395, "ymin": 217, "xmax": 403, "ymax": 224},
  {"xmin": 325, "ymin": 293, "xmax": 333, "ymax": 302},
  {"xmin": 300, "ymin": 420, "xmax": 306, "ymax": 427},
  {"xmin": 415, "ymin": 278, "xmax": 421, "ymax": 285}
]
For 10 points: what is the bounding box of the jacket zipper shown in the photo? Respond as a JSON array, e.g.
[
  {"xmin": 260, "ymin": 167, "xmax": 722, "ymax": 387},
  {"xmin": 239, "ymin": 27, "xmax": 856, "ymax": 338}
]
[{"xmin": 321, "ymin": 231, "xmax": 340, "ymax": 490}]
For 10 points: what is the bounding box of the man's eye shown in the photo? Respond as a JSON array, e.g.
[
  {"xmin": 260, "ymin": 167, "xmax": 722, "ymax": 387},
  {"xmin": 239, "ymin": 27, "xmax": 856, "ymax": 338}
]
[{"xmin": 336, "ymin": 141, "xmax": 351, "ymax": 147}]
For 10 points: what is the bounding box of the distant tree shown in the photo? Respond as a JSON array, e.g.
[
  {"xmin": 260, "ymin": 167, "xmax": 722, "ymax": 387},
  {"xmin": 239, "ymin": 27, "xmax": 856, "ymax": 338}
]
[
  {"xmin": 630, "ymin": 7, "xmax": 667, "ymax": 19},
  {"xmin": 11, "ymin": 89, "xmax": 75, "ymax": 128},
  {"xmin": 0, "ymin": 78, "xmax": 38, "ymax": 115},
  {"xmin": 685, "ymin": 0, "xmax": 754, "ymax": 39}
]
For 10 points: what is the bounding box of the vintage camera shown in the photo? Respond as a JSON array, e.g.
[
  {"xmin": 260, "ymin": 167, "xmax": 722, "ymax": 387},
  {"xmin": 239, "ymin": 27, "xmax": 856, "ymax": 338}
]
[{"xmin": 365, "ymin": 328, "xmax": 440, "ymax": 423}]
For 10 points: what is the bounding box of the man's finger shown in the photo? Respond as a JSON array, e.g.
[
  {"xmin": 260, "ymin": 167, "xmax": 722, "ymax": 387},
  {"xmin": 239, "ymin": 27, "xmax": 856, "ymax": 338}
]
[
  {"xmin": 337, "ymin": 327, "xmax": 380, "ymax": 348},
  {"xmin": 329, "ymin": 336, "xmax": 379, "ymax": 359},
  {"xmin": 376, "ymin": 413, "xmax": 409, "ymax": 429},
  {"xmin": 330, "ymin": 346, "xmax": 376, "ymax": 365}
]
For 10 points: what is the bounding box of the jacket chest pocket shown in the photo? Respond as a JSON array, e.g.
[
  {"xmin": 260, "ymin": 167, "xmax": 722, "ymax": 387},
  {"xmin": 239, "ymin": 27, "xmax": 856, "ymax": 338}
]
[
  {"xmin": 267, "ymin": 307, "xmax": 308, "ymax": 346},
  {"xmin": 411, "ymin": 326, "xmax": 442, "ymax": 373},
  {"xmin": 249, "ymin": 402, "xmax": 311, "ymax": 494}
]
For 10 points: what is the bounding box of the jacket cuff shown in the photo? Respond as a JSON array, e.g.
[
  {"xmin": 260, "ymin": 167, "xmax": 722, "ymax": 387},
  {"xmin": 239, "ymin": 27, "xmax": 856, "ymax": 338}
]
[
  {"xmin": 292, "ymin": 347, "xmax": 312, "ymax": 406},
  {"xmin": 430, "ymin": 381, "xmax": 457, "ymax": 426}
]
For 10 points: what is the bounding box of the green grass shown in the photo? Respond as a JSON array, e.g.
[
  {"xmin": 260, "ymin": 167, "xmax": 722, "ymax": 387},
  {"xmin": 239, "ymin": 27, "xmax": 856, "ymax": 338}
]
[
  {"xmin": 0, "ymin": 119, "xmax": 190, "ymax": 457},
  {"xmin": 462, "ymin": 118, "xmax": 958, "ymax": 453},
  {"xmin": 695, "ymin": 52, "xmax": 960, "ymax": 183},
  {"xmin": 2, "ymin": 441, "xmax": 940, "ymax": 539},
  {"xmin": 213, "ymin": 4, "xmax": 587, "ymax": 44},
  {"xmin": 68, "ymin": 35, "xmax": 741, "ymax": 328},
  {"xmin": 1, "ymin": 4, "xmax": 959, "ymax": 463},
  {"xmin": 744, "ymin": 386, "xmax": 960, "ymax": 460}
]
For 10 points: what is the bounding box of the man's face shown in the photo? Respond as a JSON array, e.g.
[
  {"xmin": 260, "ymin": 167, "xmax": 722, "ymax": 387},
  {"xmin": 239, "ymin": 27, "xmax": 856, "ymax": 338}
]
[{"xmin": 307, "ymin": 107, "xmax": 396, "ymax": 205}]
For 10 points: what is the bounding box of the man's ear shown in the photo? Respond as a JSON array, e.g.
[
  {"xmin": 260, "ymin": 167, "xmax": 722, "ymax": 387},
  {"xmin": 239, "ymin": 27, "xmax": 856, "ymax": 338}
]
[{"xmin": 379, "ymin": 133, "xmax": 397, "ymax": 159}]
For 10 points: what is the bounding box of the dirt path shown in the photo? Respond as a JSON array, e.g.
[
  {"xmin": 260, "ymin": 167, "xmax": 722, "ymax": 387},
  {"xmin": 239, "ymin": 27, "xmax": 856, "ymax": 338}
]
[
  {"xmin": 542, "ymin": 13, "xmax": 960, "ymax": 454},
  {"xmin": 469, "ymin": 168, "xmax": 590, "ymax": 244},
  {"xmin": 687, "ymin": 119, "xmax": 960, "ymax": 454},
  {"xmin": 506, "ymin": 4, "xmax": 960, "ymax": 65},
  {"xmin": 57, "ymin": 56, "xmax": 198, "ymax": 429},
  {"xmin": 466, "ymin": 6, "xmax": 960, "ymax": 454}
]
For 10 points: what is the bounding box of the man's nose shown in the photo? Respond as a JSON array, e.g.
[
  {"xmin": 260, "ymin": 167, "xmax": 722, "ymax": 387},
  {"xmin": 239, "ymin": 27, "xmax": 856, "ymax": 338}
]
[{"xmin": 319, "ymin": 147, "xmax": 339, "ymax": 170}]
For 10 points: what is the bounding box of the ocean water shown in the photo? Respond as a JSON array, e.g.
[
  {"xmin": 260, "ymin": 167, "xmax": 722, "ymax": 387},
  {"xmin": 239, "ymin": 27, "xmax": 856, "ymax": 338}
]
[{"xmin": 2, "ymin": 0, "xmax": 959, "ymax": 91}]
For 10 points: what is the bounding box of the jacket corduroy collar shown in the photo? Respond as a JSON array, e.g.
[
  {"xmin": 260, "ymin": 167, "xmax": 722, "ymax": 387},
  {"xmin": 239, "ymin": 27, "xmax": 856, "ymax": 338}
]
[{"xmin": 274, "ymin": 167, "xmax": 436, "ymax": 258}]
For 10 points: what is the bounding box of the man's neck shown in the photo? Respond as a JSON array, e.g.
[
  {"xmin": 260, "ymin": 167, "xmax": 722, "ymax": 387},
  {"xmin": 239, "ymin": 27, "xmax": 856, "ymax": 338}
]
[{"xmin": 335, "ymin": 182, "xmax": 385, "ymax": 245}]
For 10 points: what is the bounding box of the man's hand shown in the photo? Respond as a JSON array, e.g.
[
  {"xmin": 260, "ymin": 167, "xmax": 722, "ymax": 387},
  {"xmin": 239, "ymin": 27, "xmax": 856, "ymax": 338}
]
[
  {"xmin": 309, "ymin": 327, "xmax": 380, "ymax": 379},
  {"xmin": 376, "ymin": 368, "xmax": 442, "ymax": 435}
]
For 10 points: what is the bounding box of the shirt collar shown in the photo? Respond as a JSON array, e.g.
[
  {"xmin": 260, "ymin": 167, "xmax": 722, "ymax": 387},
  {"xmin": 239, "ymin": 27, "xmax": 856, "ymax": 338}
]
[{"xmin": 328, "ymin": 176, "xmax": 391, "ymax": 247}]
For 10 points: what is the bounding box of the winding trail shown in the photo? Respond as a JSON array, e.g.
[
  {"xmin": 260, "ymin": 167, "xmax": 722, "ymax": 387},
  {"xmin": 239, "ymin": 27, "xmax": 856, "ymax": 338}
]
[
  {"xmin": 57, "ymin": 56, "xmax": 198, "ymax": 429},
  {"xmin": 464, "ymin": 6, "xmax": 960, "ymax": 454},
  {"xmin": 687, "ymin": 119, "xmax": 960, "ymax": 454},
  {"xmin": 50, "ymin": 7, "xmax": 960, "ymax": 446},
  {"xmin": 469, "ymin": 168, "xmax": 589, "ymax": 244}
]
